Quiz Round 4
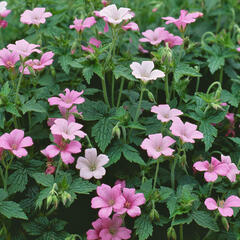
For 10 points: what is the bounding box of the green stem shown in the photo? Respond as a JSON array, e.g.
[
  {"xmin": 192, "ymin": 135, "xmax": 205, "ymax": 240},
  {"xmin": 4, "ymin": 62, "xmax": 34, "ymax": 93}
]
[
  {"xmin": 196, "ymin": 76, "xmax": 200, "ymax": 92},
  {"xmin": 121, "ymin": 126, "xmax": 127, "ymax": 144},
  {"xmin": 206, "ymin": 81, "xmax": 222, "ymax": 95},
  {"xmin": 133, "ymin": 84, "xmax": 145, "ymax": 122},
  {"xmin": 111, "ymin": 73, "xmax": 115, "ymax": 107},
  {"xmin": 170, "ymin": 159, "xmax": 177, "ymax": 189},
  {"xmin": 55, "ymin": 157, "xmax": 62, "ymax": 177},
  {"xmin": 86, "ymin": 135, "xmax": 93, "ymax": 148},
  {"xmin": 15, "ymin": 63, "xmax": 25, "ymax": 104},
  {"xmin": 219, "ymin": 67, "xmax": 223, "ymax": 85},
  {"xmin": 117, "ymin": 78, "xmax": 125, "ymax": 107},
  {"xmin": 208, "ymin": 182, "xmax": 214, "ymax": 195},
  {"xmin": 179, "ymin": 224, "xmax": 183, "ymax": 240},
  {"xmin": 165, "ymin": 72, "xmax": 170, "ymax": 104},
  {"xmin": 101, "ymin": 75, "xmax": 110, "ymax": 107},
  {"xmin": 4, "ymin": 155, "xmax": 14, "ymax": 191},
  {"xmin": 153, "ymin": 157, "xmax": 160, "ymax": 190}
]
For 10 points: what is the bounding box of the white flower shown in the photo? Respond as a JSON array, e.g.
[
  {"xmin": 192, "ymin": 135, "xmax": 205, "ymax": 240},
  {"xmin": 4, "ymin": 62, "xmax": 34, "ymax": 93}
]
[
  {"xmin": 0, "ymin": 1, "xmax": 7, "ymax": 14},
  {"xmin": 99, "ymin": 4, "xmax": 133, "ymax": 25}
]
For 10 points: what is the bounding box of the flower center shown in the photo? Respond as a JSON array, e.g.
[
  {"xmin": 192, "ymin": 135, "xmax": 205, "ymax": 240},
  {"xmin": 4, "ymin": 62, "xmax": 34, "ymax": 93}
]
[
  {"xmin": 218, "ymin": 200, "xmax": 225, "ymax": 208},
  {"xmin": 11, "ymin": 143, "xmax": 17, "ymax": 150},
  {"xmin": 125, "ymin": 201, "xmax": 131, "ymax": 209},
  {"xmin": 6, "ymin": 61, "xmax": 14, "ymax": 68},
  {"xmin": 208, "ymin": 164, "xmax": 214, "ymax": 172},
  {"xmin": 90, "ymin": 164, "xmax": 96, "ymax": 171},
  {"xmin": 108, "ymin": 199, "xmax": 115, "ymax": 206},
  {"xmin": 109, "ymin": 226, "xmax": 117, "ymax": 235}
]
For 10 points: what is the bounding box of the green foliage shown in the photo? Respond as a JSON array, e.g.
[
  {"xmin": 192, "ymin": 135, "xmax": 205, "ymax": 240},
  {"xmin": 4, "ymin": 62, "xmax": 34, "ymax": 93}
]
[{"xmin": 134, "ymin": 214, "xmax": 153, "ymax": 240}]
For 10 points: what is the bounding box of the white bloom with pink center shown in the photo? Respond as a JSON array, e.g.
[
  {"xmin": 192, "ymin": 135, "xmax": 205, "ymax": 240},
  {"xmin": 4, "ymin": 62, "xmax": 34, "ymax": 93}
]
[
  {"xmin": 205, "ymin": 195, "xmax": 240, "ymax": 217},
  {"xmin": 0, "ymin": 1, "xmax": 7, "ymax": 14},
  {"xmin": 76, "ymin": 148, "xmax": 109, "ymax": 180},
  {"xmin": 130, "ymin": 61, "xmax": 165, "ymax": 83},
  {"xmin": 99, "ymin": 4, "xmax": 133, "ymax": 25},
  {"xmin": 20, "ymin": 8, "xmax": 52, "ymax": 26},
  {"xmin": 50, "ymin": 118, "xmax": 86, "ymax": 141},
  {"xmin": 151, "ymin": 104, "xmax": 183, "ymax": 122}
]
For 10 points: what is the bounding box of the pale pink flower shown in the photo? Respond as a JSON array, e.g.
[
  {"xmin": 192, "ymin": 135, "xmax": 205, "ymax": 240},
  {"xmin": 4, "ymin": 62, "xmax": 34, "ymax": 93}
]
[
  {"xmin": 130, "ymin": 61, "xmax": 165, "ymax": 83},
  {"xmin": 94, "ymin": 10, "xmax": 109, "ymax": 33},
  {"xmin": 205, "ymin": 195, "xmax": 240, "ymax": 217},
  {"xmin": 42, "ymin": 135, "xmax": 81, "ymax": 164},
  {"xmin": 0, "ymin": 48, "xmax": 20, "ymax": 68},
  {"xmin": 91, "ymin": 184, "xmax": 125, "ymax": 218},
  {"xmin": 139, "ymin": 27, "xmax": 169, "ymax": 46},
  {"xmin": 164, "ymin": 33, "xmax": 183, "ymax": 48},
  {"xmin": 81, "ymin": 38, "xmax": 101, "ymax": 54},
  {"xmin": 19, "ymin": 59, "xmax": 35, "ymax": 75},
  {"xmin": 141, "ymin": 133, "xmax": 175, "ymax": 159},
  {"xmin": 50, "ymin": 118, "xmax": 86, "ymax": 141},
  {"xmin": 193, "ymin": 157, "xmax": 229, "ymax": 182},
  {"xmin": 7, "ymin": 39, "xmax": 41, "ymax": 58},
  {"xmin": 170, "ymin": 118, "xmax": 203, "ymax": 143},
  {"xmin": 122, "ymin": 22, "xmax": 139, "ymax": 31},
  {"xmin": 225, "ymin": 113, "xmax": 235, "ymax": 137},
  {"xmin": 20, "ymin": 8, "xmax": 52, "ymax": 25},
  {"xmin": 99, "ymin": 4, "xmax": 133, "ymax": 25},
  {"xmin": 59, "ymin": 105, "xmax": 81, "ymax": 122},
  {"xmin": 138, "ymin": 44, "xmax": 149, "ymax": 54},
  {"xmin": 162, "ymin": 10, "xmax": 203, "ymax": 31},
  {"xmin": 76, "ymin": 148, "xmax": 109, "ymax": 180},
  {"xmin": 0, "ymin": 129, "xmax": 33, "ymax": 158},
  {"xmin": 48, "ymin": 88, "xmax": 85, "ymax": 109},
  {"xmin": 115, "ymin": 180, "xmax": 126, "ymax": 189},
  {"xmin": 151, "ymin": 104, "xmax": 183, "ymax": 122},
  {"xmin": 99, "ymin": 214, "xmax": 132, "ymax": 240},
  {"xmin": 69, "ymin": 17, "xmax": 96, "ymax": 32},
  {"xmin": 87, "ymin": 218, "xmax": 103, "ymax": 240},
  {"xmin": 0, "ymin": 1, "xmax": 7, "ymax": 14},
  {"xmin": 117, "ymin": 188, "xmax": 145, "ymax": 217},
  {"xmin": 31, "ymin": 51, "xmax": 54, "ymax": 70},
  {"xmin": 237, "ymin": 47, "xmax": 240, "ymax": 52},
  {"xmin": 0, "ymin": 9, "xmax": 11, "ymax": 18},
  {"xmin": 220, "ymin": 155, "xmax": 240, "ymax": 182}
]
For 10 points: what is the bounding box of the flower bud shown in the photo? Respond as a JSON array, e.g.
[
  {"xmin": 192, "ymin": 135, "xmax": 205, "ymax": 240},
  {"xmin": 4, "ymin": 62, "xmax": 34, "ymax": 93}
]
[
  {"xmin": 50, "ymin": 66, "xmax": 56, "ymax": 78},
  {"xmin": 147, "ymin": 90, "xmax": 156, "ymax": 103},
  {"xmin": 221, "ymin": 217, "xmax": 229, "ymax": 232},
  {"xmin": 112, "ymin": 125, "xmax": 121, "ymax": 139},
  {"xmin": 167, "ymin": 227, "xmax": 177, "ymax": 240},
  {"xmin": 46, "ymin": 195, "xmax": 53, "ymax": 209},
  {"xmin": 61, "ymin": 191, "xmax": 72, "ymax": 205},
  {"xmin": 150, "ymin": 208, "xmax": 160, "ymax": 221}
]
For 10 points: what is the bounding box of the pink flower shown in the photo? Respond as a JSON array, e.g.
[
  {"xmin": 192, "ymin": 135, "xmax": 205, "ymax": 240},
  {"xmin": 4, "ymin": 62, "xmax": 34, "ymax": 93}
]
[
  {"xmin": 45, "ymin": 165, "xmax": 55, "ymax": 175},
  {"xmin": 170, "ymin": 118, "xmax": 203, "ymax": 143},
  {"xmin": 0, "ymin": 9, "xmax": 11, "ymax": 18},
  {"xmin": 42, "ymin": 135, "xmax": 81, "ymax": 164},
  {"xmin": 205, "ymin": 195, "xmax": 240, "ymax": 217},
  {"xmin": 0, "ymin": 19, "xmax": 7, "ymax": 28},
  {"xmin": 91, "ymin": 184, "xmax": 125, "ymax": 218},
  {"xmin": 94, "ymin": 10, "xmax": 109, "ymax": 33},
  {"xmin": 48, "ymin": 88, "xmax": 85, "ymax": 109},
  {"xmin": 50, "ymin": 118, "xmax": 86, "ymax": 141},
  {"xmin": 151, "ymin": 104, "xmax": 183, "ymax": 122},
  {"xmin": 122, "ymin": 22, "xmax": 139, "ymax": 31},
  {"xmin": 164, "ymin": 33, "xmax": 183, "ymax": 48},
  {"xmin": 162, "ymin": 10, "xmax": 203, "ymax": 31},
  {"xmin": 139, "ymin": 27, "xmax": 169, "ymax": 46},
  {"xmin": 81, "ymin": 38, "xmax": 101, "ymax": 54},
  {"xmin": 225, "ymin": 113, "xmax": 235, "ymax": 137},
  {"xmin": 101, "ymin": 0, "xmax": 108, "ymax": 6},
  {"xmin": 152, "ymin": 8, "xmax": 158, "ymax": 12},
  {"xmin": 117, "ymin": 188, "xmax": 145, "ymax": 217},
  {"xmin": 0, "ymin": 129, "xmax": 33, "ymax": 158},
  {"xmin": 130, "ymin": 61, "xmax": 165, "ymax": 83},
  {"xmin": 19, "ymin": 59, "xmax": 34, "ymax": 75},
  {"xmin": 141, "ymin": 133, "xmax": 175, "ymax": 159},
  {"xmin": 99, "ymin": 214, "xmax": 132, "ymax": 240},
  {"xmin": 99, "ymin": 4, "xmax": 133, "ymax": 25},
  {"xmin": 115, "ymin": 180, "xmax": 126, "ymax": 189},
  {"xmin": 76, "ymin": 148, "xmax": 109, "ymax": 180},
  {"xmin": 31, "ymin": 51, "xmax": 54, "ymax": 70},
  {"xmin": 20, "ymin": 8, "xmax": 52, "ymax": 26},
  {"xmin": 193, "ymin": 157, "xmax": 229, "ymax": 182},
  {"xmin": 87, "ymin": 218, "xmax": 103, "ymax": 240},
  {"xmin": 138, "ymin": 44, "xmax": 149, "ymax": 54},
  {"xmin": 69, "ymin": 17, "xmax": 96, "ymax": 32},
  {"xmin": 0, "ymin": 48, "xmax": 20, "ymax": 69},
  {"xmin": 237, "ymin": 47, "xmax": 240, "ymax": 52},
  {"xmin": 59, "ymin": 105, "xmax": 81, "ymax": 122},
  {"xmin": 7, "ymin": 39, "xmax": 41, "ymax": 58},
  {"xmin": 220, "ymin": 155, "xmax": 240, "ymax": 182}
]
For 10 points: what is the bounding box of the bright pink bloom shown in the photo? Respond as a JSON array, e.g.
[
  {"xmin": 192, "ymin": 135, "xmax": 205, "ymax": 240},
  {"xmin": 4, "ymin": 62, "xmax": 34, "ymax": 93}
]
[
  {"xmin": 31, "ymin": 51, "xmax": 54, "ymax": 70},
  {"xmin": 130, "ymin": 61, "xmax": 165, "ymax": 83},
  {"xmin": 164, "ymin": 33, "xmax": 183, "ymax": 48},
  {"xmin": 48, "ymin": 88, "xmax": 85, "ymax": 109},
  {"xmin": 0, "ymin": 48, "xmax": 20, "ymax": 68},
  {"xmin": 220, "ymin": 155, "xmax": 240, "ymax": 182},
  {"xmin": 162, "ymin": 10, "xmax": 203, "ymax": 31},
  {"xmin": 225, "ymin": 113, "xmax": 235, "ymax": 137},
  {"xmin": 170, "ymin": 118, "xmax": 203, "ymax": 143},
  {"xmin": 141, "ymin": 133, "xmax": 175, "ymax": 159},
  {"xmin": 138, "ymin": 44, "xmax": 149, "ymax": 54},
  {"xmin": 0, "ymin": 129, "xmax": 33, "ymax": 158},
  {"xmin": 87, "ymin": 218, "xmax": 103, "ymax": 240},
  {"xmin": 122, "ymin": 22, "xmax": 139, "ymax": 31},
  {"xmin": 45, "ymin": 165, "xmax": 55, "ymax": 175},
  {"xmin": 151, "ymin": 104, "xmax": 183, "ymax": 122},
  {"xmin": 99, "ymin": 214, "xmax": 132, "ymax": 240},
  {"xmin": 41, "ymin": 148, "xmax": 52, "ymax": 160},
  {"xmin": 7, "ymin": 39, "xmax": 41, "ymax": 58},
  {"xmin": 0, "ymin": 19, "xmax": 7, "ymax": 28},
  {"xmin": 99, "ymin": 4, "xmax": 133, "ymax": 25},
  {"xmin": 139, "ymin": 27, "xmax": 169, "ymax": 46},
  {"xmin": 205, "ymin": 196, "xmax": 240, "ymax": 217},
  {"xmin": 69, "ymin": 17, "xmax": 96, "ymax": 32},
  {"xmin": 50, "ymin": 118, "xmax": 86, "ymax": 141},
  {"xmin": 81, "ymin": 38, "xmax": 101, "ymax": 54},
  {"xmin": 91, "ymin": 184, "xmax": 125, "ymax": 218},
  {"xmin": 20, "ymin": 8, "xmax": 52, "ymax": 25},
  {"xmin": 42, "ymin": 135, "xmax": 81, "ymax": 164},
  {"xmin": 117, "ymin": 188, "xmax": 145, "ymax": 217},
  {"xmin": 76, "ymin": 148, "xmax": 109, "ymax": 180},
  {"xmin": 101, "ymin": 0, "xmax": 108, "ymax": 6},
  {"xmin": 115, "ymin": 180, "xmax": 126, "ymax": 189},
  {"xmin": 193, "ymin": 157, "xmax": 229, "ymax": 182}
]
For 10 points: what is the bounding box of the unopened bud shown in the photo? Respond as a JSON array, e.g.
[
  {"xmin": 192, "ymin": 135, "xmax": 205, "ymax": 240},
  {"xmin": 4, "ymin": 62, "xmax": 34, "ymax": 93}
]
[
  {"xmin": 149, "ymin": 208, "xmax": 160, "ymax": 221},
  {"xmin": 52, "ymin": 195, "xmax": 59, "ymax": 209},
  {"xmin": 112, "ymin": 125, "xmax": 121, "ymax": 139},
  {"xmin": 147, "ymin": 90, "xmax": 156, "ymax": 103},
  {"xmin": 50, "ymin": 66, "xmax": 56, "ymax": 78},
  {"xmin": 221, "ymin": 217, "xmax": 229, "ymax": 232},
  {"xmin": 46, "ymin": 195, "xmax": 53, "ymax": 209},
  {"xmin": 61, "ymin": 191, "xmax": 72, "ymax": 205},
  {"xmin": 167, "ymin": 227, "xmax": 177, "ymax": 240}
]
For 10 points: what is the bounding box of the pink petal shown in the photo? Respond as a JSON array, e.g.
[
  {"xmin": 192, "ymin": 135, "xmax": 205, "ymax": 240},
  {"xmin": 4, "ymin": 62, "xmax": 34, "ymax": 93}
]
[
  {"xmin": 218, "ymin": 207, "xmax": 234, "ymax": 217},
  {"xmin": 204, "ymin": 198, "xmax": 218, "ymax": 210}
]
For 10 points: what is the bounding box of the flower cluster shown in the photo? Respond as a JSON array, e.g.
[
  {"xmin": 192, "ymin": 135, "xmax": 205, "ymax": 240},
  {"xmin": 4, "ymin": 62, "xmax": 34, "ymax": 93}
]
[
  {"xmin": 87, "ymin": 183, "xmax": 145, "ymax": 240},
  {"xmin": 0, "ymin": 1, "xmax": 11, "ymax": 28}
]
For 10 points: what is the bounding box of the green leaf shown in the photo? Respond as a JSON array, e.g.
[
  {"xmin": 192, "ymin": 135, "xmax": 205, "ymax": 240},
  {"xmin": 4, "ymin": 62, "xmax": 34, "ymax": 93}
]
[
  {"xmin": 221, "ymin": 90, "xmax": 238, "ymax": 107},
  {"xmin": 105, "ymin": 141, "xmax": 123, "ymax": 166},
  {"xmin": 172, "ymin": 216, "xmax": 193, "ymax": 226},
  {"xmin": 0, "ymin": 201, "xmax": 28, "ymax": 220},
  {"xmin": 32, "ymin": 173, "xmax": 54, "ymax": 187},
  {"xmin": 21, "ymin": 99, "xmax": 46, "ymax": 114},
  {"xmin": 0, "ymin": 108, "xmax": 5, "ymax": 129},
  {"xmin": 92, "ymin": 117, "xmax": 115, "ymax": 151},
  {"xmin": 5, "ymin": 103, "xmax": 21, "ymax": 117},
  {"xmin": 0, "ymin": 82, "xmax": 10, "ymax": 96},
  {"xmin": 192, "ymin": 210, "xmax": 219, "ymax": 232},
  {"xmin": 207, "ymin": 56, "xmax": 224, "ymax": 74},
  {"xmin": 122, "ymin": 144, "xmax": 146, "ymax": 166},
  {"xmin": 199, "ymin": 122, "xmax": 217, "ymax": 151},
  {"xmin": 36, "ymin": 187, "xmax": 52, "ymax": 209},
  {"xmin": 58, "ymin": 55, "xmax": 72, "ymax": 74},
  {"xmin": 134, "ymin": 214, "xmax": 153, "ymax": 240},
  {"xmin": 229, "ymin": 137, "xmax": 240, "ymax": 145},
  {"xmin": 113, "ymin": 65, "xmax": 137, "ymax": 81},
  {"xmin": 159, "ymin": 186, "xmax": 174, "ymax": 201},
  {"xmin": 174, "ymin": 63, "xmax": 201, "ymax": 82},
  {"xmin": 82, "ymin": 67, "xmax": 94, "ymax": 84},
  {"xmin": 8, "ymin": 168, "xmax": 28, "ymax": 194},
  {"xmin": 70, "ymin": 178, "xmax": 96, "ymax": 194},
  {"xmin": 167, "ymin": 197, "xmax": 178, "ymax": 218},
  {"xmin": 139, "ymin": 179, "xmax": 152, "ymax": 201},
  {"xmin": 0, "ymin": 188, "xmax": 8, "ymax": 201}
]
